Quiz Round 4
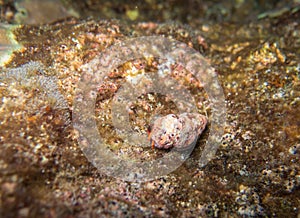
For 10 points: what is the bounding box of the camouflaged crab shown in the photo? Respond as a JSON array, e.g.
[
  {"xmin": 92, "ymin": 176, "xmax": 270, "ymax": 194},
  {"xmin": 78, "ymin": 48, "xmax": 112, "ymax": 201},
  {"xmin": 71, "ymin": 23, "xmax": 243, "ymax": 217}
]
[{"xmin": 149, "ymin": 113, "xmax": 208, "ymax": 150}]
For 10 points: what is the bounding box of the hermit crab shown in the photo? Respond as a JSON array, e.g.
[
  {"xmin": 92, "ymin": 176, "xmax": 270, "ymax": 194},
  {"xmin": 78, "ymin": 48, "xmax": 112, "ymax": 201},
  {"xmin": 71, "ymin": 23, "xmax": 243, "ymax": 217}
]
[{"xmin": 149, "ymin": 113, "xmax": 208, "ymax": 150}]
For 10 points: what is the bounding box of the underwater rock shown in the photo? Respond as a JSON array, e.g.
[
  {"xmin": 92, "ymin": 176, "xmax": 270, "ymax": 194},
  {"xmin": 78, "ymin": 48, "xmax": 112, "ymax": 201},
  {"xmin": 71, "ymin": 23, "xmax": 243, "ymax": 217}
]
[
  {"xmin": 0, "ymin": 1, "xmax": 299, "ymax": 216},
  {"xmin": 0, "ymin": 24, "xmax": 23, "ymax": 67},
  {"xmin": 14, "ymin": 0, "xmax": 79, "ymax": 24}
]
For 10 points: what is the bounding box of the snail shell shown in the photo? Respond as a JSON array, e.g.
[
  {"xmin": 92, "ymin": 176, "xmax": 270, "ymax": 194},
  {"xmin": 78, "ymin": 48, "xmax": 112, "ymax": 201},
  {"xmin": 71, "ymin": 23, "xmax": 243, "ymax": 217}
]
[{"xmin": 150, "ymin": 113, "xmax": 208, "ymax": 150}]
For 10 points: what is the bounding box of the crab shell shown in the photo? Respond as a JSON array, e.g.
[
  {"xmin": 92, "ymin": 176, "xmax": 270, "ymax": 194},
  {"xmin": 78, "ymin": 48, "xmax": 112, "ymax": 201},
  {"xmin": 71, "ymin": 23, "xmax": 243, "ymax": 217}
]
[{"xmin": 150, "ymin": 113, "xmax": 208, "ymax": 149}]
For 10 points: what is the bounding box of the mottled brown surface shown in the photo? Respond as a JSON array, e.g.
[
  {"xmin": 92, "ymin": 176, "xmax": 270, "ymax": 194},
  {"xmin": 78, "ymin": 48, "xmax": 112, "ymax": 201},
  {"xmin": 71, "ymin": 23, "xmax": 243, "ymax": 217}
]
[{"xmin": 0, "ymin": 0, "xmax": 300, "ymax": 217}]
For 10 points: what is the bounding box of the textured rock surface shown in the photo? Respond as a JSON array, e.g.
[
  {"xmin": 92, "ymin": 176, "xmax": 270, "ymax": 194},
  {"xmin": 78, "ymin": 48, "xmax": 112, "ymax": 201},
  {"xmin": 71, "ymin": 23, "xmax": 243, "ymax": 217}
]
[{"xmin": 0, "ymin": 0, "xmax": 299, "ymax": 217}]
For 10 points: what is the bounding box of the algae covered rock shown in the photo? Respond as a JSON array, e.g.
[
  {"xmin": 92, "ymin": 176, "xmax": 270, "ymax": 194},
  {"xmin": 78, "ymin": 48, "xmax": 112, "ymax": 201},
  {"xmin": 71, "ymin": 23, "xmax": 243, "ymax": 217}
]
[{"xmin": 0, "ymin": 0, "xmax": 299, "ymax": 217}]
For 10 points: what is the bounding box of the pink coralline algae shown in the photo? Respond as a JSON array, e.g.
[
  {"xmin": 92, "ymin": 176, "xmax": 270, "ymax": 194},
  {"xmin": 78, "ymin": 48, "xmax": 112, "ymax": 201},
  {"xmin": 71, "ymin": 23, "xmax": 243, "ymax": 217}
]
[{"xmin": 149, "ymin": 113, "xmax": 208, "ymax": 150}]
